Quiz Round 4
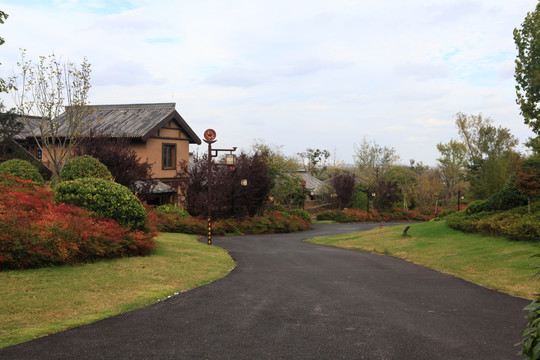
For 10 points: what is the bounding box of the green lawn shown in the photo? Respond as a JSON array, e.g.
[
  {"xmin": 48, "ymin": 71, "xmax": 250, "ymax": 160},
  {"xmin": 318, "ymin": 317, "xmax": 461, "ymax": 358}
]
[
  {"xmin": 0, "ymin": 233, "xmax": 235, "ymax": 349},
  {"xmin": 307, "ymin": 221, "xmax": 540, "ymax": 300}
]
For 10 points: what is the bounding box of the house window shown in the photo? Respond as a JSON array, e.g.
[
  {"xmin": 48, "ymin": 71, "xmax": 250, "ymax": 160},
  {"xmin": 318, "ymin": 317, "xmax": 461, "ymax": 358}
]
[{"xmin": 162, "ymin": 143, "xmax": 176, "ymax": 170}]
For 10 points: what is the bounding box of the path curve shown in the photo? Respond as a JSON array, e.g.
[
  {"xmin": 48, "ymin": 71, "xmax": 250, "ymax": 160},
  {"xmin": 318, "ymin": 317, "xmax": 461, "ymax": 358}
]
[{"xmin": 0, "ymin": 223, "xmax": 529, "ymax": 359}]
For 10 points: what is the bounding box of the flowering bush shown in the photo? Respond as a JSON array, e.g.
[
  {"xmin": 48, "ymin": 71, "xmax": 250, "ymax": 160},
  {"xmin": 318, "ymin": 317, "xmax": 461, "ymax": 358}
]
[{"xmin": 0, "ymin": 175, "xmax": 157, "ymax": 269}]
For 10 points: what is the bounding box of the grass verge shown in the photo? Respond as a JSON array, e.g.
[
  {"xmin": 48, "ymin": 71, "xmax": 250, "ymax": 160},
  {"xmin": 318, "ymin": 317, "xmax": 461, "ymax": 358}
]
[
  {"xmin": 306, "ymin": 221, "xmax": 540, "ymax": 299},
  {"xmin": 0, "ymin": 233, "xmax": 235, "ymax": 349}
]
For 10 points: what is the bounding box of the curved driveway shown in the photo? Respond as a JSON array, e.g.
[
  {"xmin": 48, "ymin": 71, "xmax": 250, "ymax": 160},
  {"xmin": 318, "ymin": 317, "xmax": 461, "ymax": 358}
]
[{"xmin": 1, "ymin": 223, "xmax": 529, "ymax": 359}]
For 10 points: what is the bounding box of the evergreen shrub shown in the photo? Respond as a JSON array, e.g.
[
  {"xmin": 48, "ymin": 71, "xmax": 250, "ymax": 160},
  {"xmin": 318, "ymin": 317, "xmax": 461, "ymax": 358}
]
[
  {"xmin": 483, "ymin": 187, "xmax": 527, "ymax": 211},
  {"xmin": 465, "ymin": 200, "xmax": 487, "ymax": 215},
  {"xmin": 54, "ymin": 178, "xmax": 146, "ymax": 229},
  {"xmin": 156, "ymin": 204, "xmax": 190, "ymax": 218},
  {"xmin": 60, "ymin": 155, "xmax": 113, "ymax": 182},
  {"xmin": 287, "ymin": 209, "xmax": 312, "ymax": 222},
  {"xmin": 0, "ymin": 159, "xmax": 44, "ymax": 184},
  {"xmin": 446, "ymin": 204, "xmax": 540, "ymax": 241}
]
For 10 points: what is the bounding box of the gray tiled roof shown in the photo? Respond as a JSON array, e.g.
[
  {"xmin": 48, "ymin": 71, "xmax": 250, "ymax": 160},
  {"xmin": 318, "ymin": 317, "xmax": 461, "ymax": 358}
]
[
  {"xmin": 298, "ymin": 170, "xmax": 327, "ymax": 195},
  {"xmin": 17, "ymin": 103, "xmax": 202, "ymax": 144},
  {"xmin": 13, "ymin": 115, "xmax": 42, "ymax": 140}
]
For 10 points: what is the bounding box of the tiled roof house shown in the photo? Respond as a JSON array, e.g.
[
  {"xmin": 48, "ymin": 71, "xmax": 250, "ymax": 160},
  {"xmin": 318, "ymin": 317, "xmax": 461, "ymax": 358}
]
[{"xmin": 15, "ymin": 103, "xmax": 201, "ymax": 204}]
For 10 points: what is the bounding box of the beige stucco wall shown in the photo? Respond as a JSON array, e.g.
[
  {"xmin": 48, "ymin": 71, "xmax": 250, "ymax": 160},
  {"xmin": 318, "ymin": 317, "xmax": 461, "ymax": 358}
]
[
  {"xmin": 32, "ymin": 120, "xmax": 191, "ymax": 181},
  {"xmin": 131, "ymin": 138, "xmax": 190, "ymax": 179},
  {"xmin": 131, "ymin": 121, "xmax": 190, "ymax": 179}
]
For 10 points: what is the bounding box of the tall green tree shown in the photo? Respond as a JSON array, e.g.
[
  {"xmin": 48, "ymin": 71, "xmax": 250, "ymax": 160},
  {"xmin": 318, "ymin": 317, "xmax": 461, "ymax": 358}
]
[
  {"xmin": 10, "ymin": 51, "xmax": 92, "ymax": 183},
  {"xmin": 413, "ymin": 167, "xmax": 443, "ymax": 212},
  {"xmin": 353, "ymin": 137, "xmax": 399, "ymax": 184},
  {"xmin": 514, "ymin": 2, "xmax": 540, "ymax": 136},
  {"xmin": 252, "ymin": 141, "xmax": 303, "ymax": 207},
  {"xmin": 455, "ymin": 112, "xmax": 519, "ymax": 199},
  {"xmin": 353, "ymin": 138, "xmax": 401, "ymax": 209},
  {"xmin": 387, "ymin": 165, "xmax": 416, "ymax": 210},
  {"xmin": 436, "ymin": 139, "xmax": 467, "ymax": 199},
  {"xmin": 514, "ymin": 156, "xmax": 540, "ymax": 214}
]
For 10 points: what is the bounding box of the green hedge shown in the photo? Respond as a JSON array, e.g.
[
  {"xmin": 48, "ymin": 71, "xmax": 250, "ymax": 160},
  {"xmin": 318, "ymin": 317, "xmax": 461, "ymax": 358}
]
[
  {"xmin": 446, "ymin": 203, "xmax": 540, "ymax": 241},
  {"xmin": 54, "ymin": 178, "xmax": 146, "ymax": 229},
  {"xmin": 0, "ymin": 159, "xmax": 44, "ymax": 184},
  {"xmin": 156, "ymin": 204, "xmax": 190, "ymax": 218},
  {"xmin": 483, "ymin": 187, "xmax": 527, "ymax": 211}
]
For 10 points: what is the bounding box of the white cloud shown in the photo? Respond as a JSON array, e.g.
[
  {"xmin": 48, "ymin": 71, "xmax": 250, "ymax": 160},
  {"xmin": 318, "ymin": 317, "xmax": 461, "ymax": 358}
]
[
  {"xmin": 412, "ymin": 118, "xmax": 453, "ymax": 127},
  {"xmin": 0, "ymin": 0, "xmax": 538, "ymax": 166}
]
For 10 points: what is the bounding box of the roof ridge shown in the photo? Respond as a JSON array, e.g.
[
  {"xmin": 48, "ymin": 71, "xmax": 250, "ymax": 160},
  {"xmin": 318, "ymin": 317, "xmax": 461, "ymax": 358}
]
[{"xmin": 87, "ymin": 103, "xmax": 176, "ymax": 110}]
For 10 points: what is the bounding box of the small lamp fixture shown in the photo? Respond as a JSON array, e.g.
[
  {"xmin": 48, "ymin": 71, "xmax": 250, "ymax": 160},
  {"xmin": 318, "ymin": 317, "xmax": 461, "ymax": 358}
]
[
  {"xmin": 225, "ymin": 153, "xmax": 236, "ymax": 166},
  {"xmin": 241, "ymin": 179, "xmax": 248, "ymax": 187}
]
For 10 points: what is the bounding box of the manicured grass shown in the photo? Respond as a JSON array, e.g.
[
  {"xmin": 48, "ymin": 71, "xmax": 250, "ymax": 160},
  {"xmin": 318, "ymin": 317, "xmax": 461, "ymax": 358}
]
[
  {"xmin": 0, "ymin": 233, "xmax": 235, "ymax": 349},
  {"xmin": 307, "ymin": 221, "xmax": 540, "ymax": 300}
]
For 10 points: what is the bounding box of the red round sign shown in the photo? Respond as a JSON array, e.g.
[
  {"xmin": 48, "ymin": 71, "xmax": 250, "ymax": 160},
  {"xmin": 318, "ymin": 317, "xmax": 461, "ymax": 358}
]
[{"xmin": 204, "ymin": 129, "xmax": 216, "ymax": 142}]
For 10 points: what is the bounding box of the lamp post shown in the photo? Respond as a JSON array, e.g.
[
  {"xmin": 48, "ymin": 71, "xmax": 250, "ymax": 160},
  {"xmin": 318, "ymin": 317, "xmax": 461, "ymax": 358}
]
[
  {"xmin": 301, "ymin": 180, "xmax": 306, "ymax": 209},
  {"xmin": 366, "ymin": 186, "xmax": 370, "ymax": 213},
  {"xmin": 203, "ymin": 129, "xmax": 237, "ymax": 245},
  {"xmin": 457, "ymin": 189, "xmax": 464, "ymax": 211}
]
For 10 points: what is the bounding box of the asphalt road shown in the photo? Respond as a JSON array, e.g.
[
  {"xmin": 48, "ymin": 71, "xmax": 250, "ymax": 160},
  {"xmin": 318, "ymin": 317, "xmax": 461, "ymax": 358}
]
[{"xmin": 1, "ymin": 223, "xmax": 530, "ymax": 359}]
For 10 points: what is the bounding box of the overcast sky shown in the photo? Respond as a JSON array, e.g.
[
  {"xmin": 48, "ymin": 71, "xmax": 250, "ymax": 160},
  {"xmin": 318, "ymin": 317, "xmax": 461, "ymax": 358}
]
[{"xmin": 0, "ymin": 0, "xmax": 538, "ymax": 166}]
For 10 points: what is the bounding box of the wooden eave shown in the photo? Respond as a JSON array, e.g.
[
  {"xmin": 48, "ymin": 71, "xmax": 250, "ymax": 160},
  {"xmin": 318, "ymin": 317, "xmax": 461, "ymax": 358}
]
[{"xmin": 141, "ymin": 110, "xmax": 201, "ymax": 145}]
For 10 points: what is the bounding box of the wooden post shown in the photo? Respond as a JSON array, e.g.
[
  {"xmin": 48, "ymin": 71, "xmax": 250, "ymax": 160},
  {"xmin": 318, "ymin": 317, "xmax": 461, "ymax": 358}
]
[{"xmin": 402, "ymin": 225, "xmax": 411, "ymax": 237}]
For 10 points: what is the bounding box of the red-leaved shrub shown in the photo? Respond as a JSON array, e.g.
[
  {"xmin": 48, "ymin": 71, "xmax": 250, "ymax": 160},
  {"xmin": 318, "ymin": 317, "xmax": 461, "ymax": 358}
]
[
  {"xmin": 316, "ymin": 207, "xmax": 431, "ymax": 223},
  {"xmin": 0, "ymin": 175, "xmax": 157, "ymax": 269},
  {"xmin": 153, "ymin": 210, "xmax": 311, "ymax": 236}
]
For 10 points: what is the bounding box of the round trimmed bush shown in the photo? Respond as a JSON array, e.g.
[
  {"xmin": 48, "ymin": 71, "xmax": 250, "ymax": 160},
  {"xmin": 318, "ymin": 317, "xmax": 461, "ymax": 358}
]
[
  {"xmin": 465, "ymin": 200, "xmax": 487, "ymax": 215},
  {"xmin": 60, "ymin": 155, "xmax": 113, "ymax": 182},
  {"xmin": 483, "ymin": 187, "xmax": 527, "ymax": 212},
  {"xmin": 53, "ymin": 177, "xmax": 146, "ymax": 229},
  {"xmin": 287, "ymin": 209, "xmax": 312, "ymax": 222},
  {"xmin": 0, "ymin": 159, "xmax": 44, "ymax": 184}
]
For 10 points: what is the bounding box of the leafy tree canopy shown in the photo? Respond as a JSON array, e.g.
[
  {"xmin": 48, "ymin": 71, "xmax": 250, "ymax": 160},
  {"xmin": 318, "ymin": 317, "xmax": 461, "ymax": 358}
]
[
  {"xmin": 353, "ymin": 137, "xmax": 400, "ymax": 184},
  {"xmin": 515, "ymin": 2, "xmax": 540, "ymax": 136},
  {"xmin": 297, "ymin": 148, "xmax": 330, "ymax": 178}
]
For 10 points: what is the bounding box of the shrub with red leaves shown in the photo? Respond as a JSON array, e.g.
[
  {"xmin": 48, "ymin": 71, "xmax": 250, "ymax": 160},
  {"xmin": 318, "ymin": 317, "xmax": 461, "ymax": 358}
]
[
  {"xmin": 316, "ymin": 207, "xmax": 431, "ymax": 223},
  {"xmin": 153, "ymin": 209, "xmax": 311, "ymax": 236},
  {"xmin": 0, "ymin": 175, "xmax": 157, "ymax": 270}
]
